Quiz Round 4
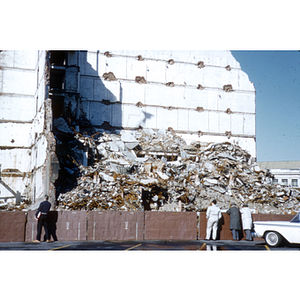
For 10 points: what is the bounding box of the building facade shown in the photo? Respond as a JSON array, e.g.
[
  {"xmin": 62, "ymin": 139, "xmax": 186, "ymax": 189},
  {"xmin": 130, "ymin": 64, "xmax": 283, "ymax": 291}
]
[
  {"xmin": 0, "ymin": 50, "xmax": 256, "ymax": 205},
  {"xmin": 257, "ymin": 161, "xmax": 300, "ymax": 188}
]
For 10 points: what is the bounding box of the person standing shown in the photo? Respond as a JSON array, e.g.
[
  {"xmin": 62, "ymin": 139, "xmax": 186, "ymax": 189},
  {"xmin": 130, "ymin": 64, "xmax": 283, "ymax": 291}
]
[
  {"xmin": 240, "ymin": 203, "xmax": 253, "ymax": 241},
  {"xmin": 205, "ymin": 200, "xmax": 222, "ymax": 240},
  {"xmin": 33, "ymin": 195, "xmax": 52, "ymax": 243},
  {"xmin": 226, "ymin": 202, "xmax": 242, "ymax": 241}
]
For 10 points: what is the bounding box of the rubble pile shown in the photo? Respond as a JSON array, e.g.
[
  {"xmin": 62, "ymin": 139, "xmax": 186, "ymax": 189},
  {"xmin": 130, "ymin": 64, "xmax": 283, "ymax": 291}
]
[{"xmin": 56, "ymin": 129, "xmax": 300, "ymax": 214}]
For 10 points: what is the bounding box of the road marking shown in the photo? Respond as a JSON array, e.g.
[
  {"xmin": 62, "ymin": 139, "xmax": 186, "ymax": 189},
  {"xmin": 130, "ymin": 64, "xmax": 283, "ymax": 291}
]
[
  {"xmin": 265, "ymin": 245, "xmax": 270, "ymax": 251},
  {"xmin": 124, "ymin": 243, "xmax": 142, "ymax": 251},
  {"xmin": 48, "ymin": 245, "xmax": 71, "ymax": 251},
  {"xmin": 199, "ymin": 243, "xmax": 206, "ymax": 250}
]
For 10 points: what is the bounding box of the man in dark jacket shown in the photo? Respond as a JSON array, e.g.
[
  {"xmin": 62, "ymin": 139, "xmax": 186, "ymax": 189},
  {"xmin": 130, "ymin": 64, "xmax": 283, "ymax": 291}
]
[
  {"xmin": 226, "ymin": 202, "xmax": 242, "ymax": 241},
  {"xmin": 33, "ymin": 195, "xmax": 52, "ymax": 243}
]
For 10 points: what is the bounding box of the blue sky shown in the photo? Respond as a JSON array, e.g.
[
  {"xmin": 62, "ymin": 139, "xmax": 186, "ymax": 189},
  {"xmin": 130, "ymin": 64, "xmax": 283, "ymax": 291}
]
[{"xmin": 231, "ymin": 51, "xmax": 300, "ymax": 162}]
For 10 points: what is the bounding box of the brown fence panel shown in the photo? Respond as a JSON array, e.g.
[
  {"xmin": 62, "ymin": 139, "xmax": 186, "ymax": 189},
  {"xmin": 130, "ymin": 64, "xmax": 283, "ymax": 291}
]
[
  {"xmin": 199, "ymin": 212, "xmax": 232, "ymax": 240},
  {"xmin": 26, "ymin": 211, "xmax": 39, "ymax": 241},
  {"xmin": 55, "ymin": 211, "xmax": 87, "ymax": 241},
  {"xmin": 87, "ymin": 211, "xmax": 144, "ymax": 241},
  {"xmin": 252, "ymin": 214, "xmax": 294, "ymax": 222},
  {"xmin": 144, "ymin": 212, "xmax": 197, "ymax": 240},
  {"xmin": 0, "ymin": 211, "xmax": 26, "ymax": 242},
  {"xmin": 25, "ymin": 211, "xmax": 87, "ymax": 242}
]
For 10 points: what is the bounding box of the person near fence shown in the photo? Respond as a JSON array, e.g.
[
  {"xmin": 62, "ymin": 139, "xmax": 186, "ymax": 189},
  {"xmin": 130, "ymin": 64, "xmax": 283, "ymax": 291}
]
[
  {"xmin": 205, "ymin": 200, "xmax": 222, "ymax": 240},
  {"xmin": 240, "ymin": 203, "xmax": 253, "ymax": 241},
  {"xmin": 33, "ymin": 195, "xmax": 52, "ymax": 243},
  {"xmin": 226, "ymin": 202, "xmax": 242, "ymax": 241}
]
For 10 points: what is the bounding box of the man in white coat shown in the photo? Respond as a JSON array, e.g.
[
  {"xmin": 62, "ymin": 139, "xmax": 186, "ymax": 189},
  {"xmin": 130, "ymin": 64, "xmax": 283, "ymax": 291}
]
[
  {"xmin": 240, "ymin": 203, "xmax": 253, "ymax": 241},
  {"xmin": 205, "ymin": 200, "xmax": 222, "ymax": 240}
]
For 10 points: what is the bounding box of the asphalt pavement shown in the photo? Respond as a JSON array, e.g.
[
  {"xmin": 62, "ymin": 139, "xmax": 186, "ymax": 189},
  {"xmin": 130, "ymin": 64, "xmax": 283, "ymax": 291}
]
[{"xmin": 0, "ymin": 239, "xmax": 299, "ymax": 251}]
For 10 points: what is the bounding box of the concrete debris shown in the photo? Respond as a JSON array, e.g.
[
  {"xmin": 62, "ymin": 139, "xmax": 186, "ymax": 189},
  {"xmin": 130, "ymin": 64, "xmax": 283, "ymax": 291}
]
[
  {"xmin": 225, "ymin": 65, "xmax": 231, "ymax": 71},
  {"xmin": 197, "ymin": 61, "xmax": 205, "ymax": 68},
  {"xmin": 135, "ymin": 76, "xmax": 147, "ymax": 84},
  {"xmin": 53, "ymin": 129, "xmax": 300, "ymax": 214},
  {"xmin": 104, "ymin": 51, "xmax": 112, "ymax": 58},
  {"xmin": 103, "ymin": 72, "xmax": 117, "ymax": 81},
  {"xmin": 5, "ymin": 128, "xmax": 300, "ymax": 214},
  {"xmin": 166, "ymin": 82, "xmax": 175, "ymax": 87},
  {"xmin": 223, "ymin": 84, "xmax": 233, "ymax": 92}
]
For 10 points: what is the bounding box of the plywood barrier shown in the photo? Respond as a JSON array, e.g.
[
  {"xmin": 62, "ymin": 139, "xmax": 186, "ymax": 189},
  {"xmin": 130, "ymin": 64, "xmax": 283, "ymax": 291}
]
[
  {"xmin": 199, "ymin": 212, "xmax": 233, "ymax": 240},
  {"xmin": 0, "ymin": 211, "xmax": 26, "ymax": 242},
  {"xmin": 87, "ymin": 211, "xmax": 144, "ymax": 241},
  {"xmin": 144, "ymin": 212, "xmax": 197, "ymax": 240},
  {"xmin": 55, "ymin": 211, "xmax": 87, "ymax": 241},
  {"xmin": 25, "ymin": 211, "xmax": 87, "ymax": 242},
  {"xmin": 1, "ymin": 211, "xmax": 297, "ymax": 242}
]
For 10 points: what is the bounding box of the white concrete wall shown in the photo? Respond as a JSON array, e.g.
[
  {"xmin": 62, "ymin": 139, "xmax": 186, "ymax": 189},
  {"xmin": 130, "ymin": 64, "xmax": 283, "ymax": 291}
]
[
  {"xmin": 78, "ymin": 50, "xmax": 256, "ymax": 157},
  {"xmin": 0, "ymin": 50, "xmax": 48, "ymax": 203}
]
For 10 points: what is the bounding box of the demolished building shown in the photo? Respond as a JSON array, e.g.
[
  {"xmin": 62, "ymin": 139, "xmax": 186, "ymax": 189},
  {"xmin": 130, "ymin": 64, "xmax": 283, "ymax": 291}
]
[{"xmin": 4, "ymin": 50, "xmax": 293, "ymax": 214}]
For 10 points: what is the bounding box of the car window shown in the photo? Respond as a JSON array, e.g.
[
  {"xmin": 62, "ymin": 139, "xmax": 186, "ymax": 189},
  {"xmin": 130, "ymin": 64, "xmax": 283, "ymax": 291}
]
[{"xmin": 290, "ymin": 213, "xmax": 300, "ymax": 223}]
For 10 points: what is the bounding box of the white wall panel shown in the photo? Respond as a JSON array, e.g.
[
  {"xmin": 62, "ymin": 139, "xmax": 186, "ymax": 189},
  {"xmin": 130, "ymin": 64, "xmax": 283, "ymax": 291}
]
[
  {"xmin": 145, "ymin": 84, "xmax": 159, "ymax": 106},
  {"xmin": 111, "ymin": 103, "xmax": 123, "ymax": 127},
  {"xmin": 219, "ymin": 112, "xmax": 231, "ymax": 132},
  {"xmin": 144, "ymin": 106, "xmax": 157, "ymax": 129},
  {"xmin": 84, "ymin": 51, "xmax": 98, "ymax": 76},
  {"xmin": 0, "ymin": 149, "xmax": 32, "ymax": 172},
  {"xmin": 156, "ymin": 84, "xmax": 172, "ymax": 107},
  {"xmin": 105, "ymin": 56, "xmax": 127, "ymax": 79},
  {"xmin": 145, "ymin": 60, "xmax": 166, "ymax": 83},
  {"xmin": 189, "ymin": 110, "xmax": 209, "ymax": 132},
  {"xmin": 80, "ymin": 77, "xmax": 93, "ymax": 100},
  {"xmin": 0, "ymin": 95, "xmax": 36, "ymax": 121},
  {"xmin": 170, "ymin": 86, "xmax": 185, "ymax": 108},
  {"xmin": 122, "ymin": 105, "xmax": 144, "ymax": 128},
  {"xmin": 206, "ymin": 90, "xmax": 218, "ymax": 110},
  {"xmin": 237, "ymin": 69, "xmax": 255, "ymax": 90},
  {"xmin": 101, "ymin": 80, "xmax": 120, "ymax": 102},
  {"xmin": 177, "ymin": 109, "xmax": 189, "ymax": 131},
  {"xmin": 126, "ymin": 57, "xmax": 147, "ymax": 80},
  {"xmin": 0, "ymin": 69, "xmax": 3, "ymax": 93},
  {"xmin": 0, "ymin": 123, "xmax": 32, "ymax": 147},
  {"xmin": 89, "ymin": 102, "xmax": 111, "ymax": 126},
  {"xmin": 156, "ymin": 107, "xmax": 177, "ymax": 130},
  {"xmin": 208, "ymin": 111, "xmax": 220, "ymax": 133},
  {"xmin": 122, "ymin": 82, "xmax": 145, "ymax": 105},
  {"xmin": 98, "ymin": 53, "xmax": 108, "ymax": 75},
  {"xmin": 0, "ymin": 51, "xmax": 14, "ymax": 67},
  {"xmin": 2, "ymin": 69, "xmax": 36, "ymax": 95},
  {"xmin": 13, "ymin": 50, "xmax": 37, "ymax": 69},
  {"xmin": 165, "ymin": 63, "xmax": 186, "ymax": 85},
  {"xmin": 93, "ymin": 78, "xmax": 107, "ymax": 101},
  {"xmin": 183, "ymin": 64, "xmax": 200, "ymax": 86},
  {"xmin": 231, "ymin": 114, "xmax": 244, "ymax": 135},
  {"xmin": 243, "ymin": 114, "xmax": 256, "ymax": 135}
]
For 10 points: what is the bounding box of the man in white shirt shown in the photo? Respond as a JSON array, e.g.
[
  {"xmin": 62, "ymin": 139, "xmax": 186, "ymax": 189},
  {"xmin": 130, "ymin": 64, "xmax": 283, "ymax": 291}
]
[{"xmin": 205, "ymin": 200, "xmax": 222, "ymax": 240}]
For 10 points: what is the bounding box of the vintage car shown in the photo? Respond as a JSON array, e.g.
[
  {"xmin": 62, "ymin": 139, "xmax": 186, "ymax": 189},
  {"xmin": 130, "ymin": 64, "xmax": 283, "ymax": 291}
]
[{"xmin": 253, "ymin": 212, "xmax": 300, "ymax": 247}]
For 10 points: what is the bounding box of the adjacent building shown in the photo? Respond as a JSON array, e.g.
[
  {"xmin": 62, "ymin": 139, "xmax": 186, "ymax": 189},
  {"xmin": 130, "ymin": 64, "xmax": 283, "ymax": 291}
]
[{"xmin": 257, "ymin": 161, "xmax": 300, "ymax": 188}]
